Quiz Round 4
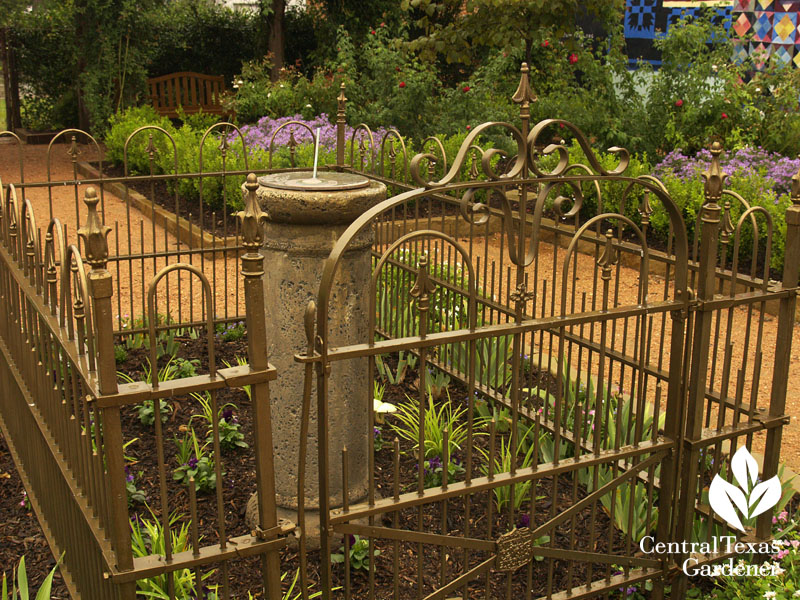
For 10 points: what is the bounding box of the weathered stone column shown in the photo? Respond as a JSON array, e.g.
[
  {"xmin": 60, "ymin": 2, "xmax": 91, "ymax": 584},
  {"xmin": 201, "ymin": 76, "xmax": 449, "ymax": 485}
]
[{"xmin": 244, "ymin": 172, "xmax": 386, "ymax": 543}]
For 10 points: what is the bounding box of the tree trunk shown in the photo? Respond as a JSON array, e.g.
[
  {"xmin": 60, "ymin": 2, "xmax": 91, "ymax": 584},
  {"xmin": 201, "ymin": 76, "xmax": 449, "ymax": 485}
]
[
  {"xmin": 268, "ymin": 0, "xmax": 285, "ymax": 82},
  {"xmin": 74, "ymin": 0, "xmax": 91, "ymax": 131}
]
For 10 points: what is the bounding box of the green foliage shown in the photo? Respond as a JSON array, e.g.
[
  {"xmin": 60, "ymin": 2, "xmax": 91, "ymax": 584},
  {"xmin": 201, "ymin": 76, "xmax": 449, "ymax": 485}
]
[
  {"xmin": 589, "ymin": 469, "xmax": 657, "ymax": 542},
  {"xmin": 425, "ymin": 368, "xmax": 450, "ymax": 400},
  {"xmin": 136, "ymin": 399, "xmax": 172, "ymax": 427},
  {"xmin": 125, "ymin": 467, "xmax": 147, "ymax": 507},
  {"xmin": 479, "ymin": 422, "xmax": 541, "ymax": 512},
  {"xmin": 148, "ymin": 0, "xmax": 260, "ymax": 84},
  {"xmin": 375, "ymin": 351, "xmax": 418, "ymax": 385},
  {"xmin": 706, "ymin": 509, "xmax": 800, "ymax": 599},
  {"xmin": 331, "ymin": 535, "xmax": 380, "ymax": 571},
  {"xmin": 422, "ymin": 455, "xmax": 464, "ymax": 489},
  {"xmin": 447, "ymin": 335, "xmax": 514, "ymax": 394},
  {"xmin": 271, "ymin": 569, "xmax": 330, "ymax": 600},
  {"xmin": 173, "ymin": 428, "xmax": 222, "ymax": 493},
  {"xmin": 401, "ymin": 0, "xmax": 623, "ymax": 66},
  {"xmin": 114, "ymin": 344, "xmax": 128, "ymax": 364},
  {"xmin": 389, "ymin": 390, "xmax": 469, "ymax": 460},
  {"xmin": 1, "ymin": 555, "xmax": 63, "ymax": 600},
  {"xmin": 189, "ymin": 392, "xmax": 248, "ymax": 452},
  {"xmin": 216, "ymin": 321, "xmax": 246, "ymax": 343},
  {"xmin": 229, "ymin": 58, "xmax": 343, "ymax": 124},
  {"xmin": 130, "ymin": 509, "xmax": 215, "ymax": 599},
  {"xmin": 118, "ymin": 313, "xmax": 184, "ymax": 359},
  {"xmin": 331, "ymin": 25, "xmax": 440, "ymax": 140}
]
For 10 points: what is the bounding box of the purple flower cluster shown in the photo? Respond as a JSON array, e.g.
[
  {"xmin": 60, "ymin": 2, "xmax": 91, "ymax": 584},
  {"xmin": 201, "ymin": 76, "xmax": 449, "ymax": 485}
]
[
  {"xmin": 233, "ymin": 113, "xmax": 394, "ymax": 154},
  {"xmin": 654, "ymin": 147, "xmax": 800, "ymax": 197},
  {"xmin": 222, "ymin": 407, "xmax": 234, "ymax": 423},
  {"xmin": 187, "ymin": 457, "xmax": 199, "ymax": 469}
]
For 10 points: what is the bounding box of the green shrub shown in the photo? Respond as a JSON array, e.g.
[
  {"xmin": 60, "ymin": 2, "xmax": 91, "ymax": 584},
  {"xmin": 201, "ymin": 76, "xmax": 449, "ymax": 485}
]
[{"xmin": 105, "ymin": 106, "xmax": 176, "ymax": 175}]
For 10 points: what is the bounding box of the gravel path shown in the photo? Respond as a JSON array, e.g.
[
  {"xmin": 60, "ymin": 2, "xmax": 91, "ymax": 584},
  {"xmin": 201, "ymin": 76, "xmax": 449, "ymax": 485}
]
[{"xmin": 0, "ymin": 137, "xmax": 245, "ymax": 328}]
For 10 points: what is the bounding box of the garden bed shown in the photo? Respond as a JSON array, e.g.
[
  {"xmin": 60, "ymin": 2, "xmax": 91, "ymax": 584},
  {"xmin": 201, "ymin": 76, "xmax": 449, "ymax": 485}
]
[{"xmin": 1, "ymin": 327, "xmax": 644, "ymax": 599}]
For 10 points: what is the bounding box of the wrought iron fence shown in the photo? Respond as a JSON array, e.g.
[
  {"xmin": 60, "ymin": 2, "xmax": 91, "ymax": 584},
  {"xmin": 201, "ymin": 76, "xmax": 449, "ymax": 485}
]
[{"xmin": 0, "ymin": 63, "xmax": 797, "ymax": 600}]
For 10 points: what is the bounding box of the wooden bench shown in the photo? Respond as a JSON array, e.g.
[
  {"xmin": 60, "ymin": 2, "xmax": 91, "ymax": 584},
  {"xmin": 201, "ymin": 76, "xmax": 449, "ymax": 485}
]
[{"xmin": 147, "ymin": 72, "xmax": 229, "ymax": 119}]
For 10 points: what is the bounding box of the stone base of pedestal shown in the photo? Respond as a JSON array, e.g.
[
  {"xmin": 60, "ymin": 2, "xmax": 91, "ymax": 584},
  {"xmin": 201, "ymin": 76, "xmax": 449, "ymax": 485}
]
[{"xmin": 245, "ymin": 492, "xmax": 366, "ymax": 551}]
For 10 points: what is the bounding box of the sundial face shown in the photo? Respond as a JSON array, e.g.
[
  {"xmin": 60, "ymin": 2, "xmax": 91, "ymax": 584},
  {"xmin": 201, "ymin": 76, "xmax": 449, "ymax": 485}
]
[{"xmin": 258, "ymin": 171, "xmax": 370, "ymax": 192}]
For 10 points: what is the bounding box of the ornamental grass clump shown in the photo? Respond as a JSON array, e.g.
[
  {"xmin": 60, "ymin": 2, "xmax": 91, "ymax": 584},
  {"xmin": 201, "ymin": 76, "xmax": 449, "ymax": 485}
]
[{"xmin": 389, "ymin": 390, "xmax": 469, "ymax": 460}]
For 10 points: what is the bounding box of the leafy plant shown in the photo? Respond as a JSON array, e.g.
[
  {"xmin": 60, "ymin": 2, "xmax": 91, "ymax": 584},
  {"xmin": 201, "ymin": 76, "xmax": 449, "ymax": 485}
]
[
  {"xmin": 479, "ymin": 422, "xmax": 541, "ymax": 512},
  {"xmin": 373, "ymin": 426, "xmax": 386, "ymax": 452},
  {"xmin": 389, "ymin": 390, "xmax": 469, "ymax": 459},
  {"xmin": 114, "ymin": 344, "xmax": 128, "ymax": 364},
  {"xmin": 118, "ymin": 356, "xmax": 188, "ymax": 426},
  {"xmin": 375, "ymin": 350, "xmax": 417, "ymax": 385},
  {"xmin": 422, "ymin": 455, "xmax": 464, "ymax": 489},
  {"xmin": 2, "ymin": 555, "xmax": 63, "ymax": 600},
  {"xmin": 173, "ymin": 429, "xmax": 222, "ymax": 493},
  {"xmin": 190, "ymin": 391, "xmax": 248, "ymax": 452},
  {"xmin": 216, "ymin": 321, "xmax": 246, "ymax": 342},
  {"xmin": 425, "ymin": 368, "xmax": 450, "ymax": 400},
  {"xmin": 125, "ymin": 465, "xmax": 146, "ymax": 507},
  {"xmin": 448, "ymin": 334, "xmax": 513, "ymax": 393},
  {"xmin": 592, "ymin": 468, "xmax": 657, "ymax": 542},
  {"xmin": 135, "ymin": 399, "xmax": 172, "ymax": 427},
  {"xmin": 331, "ymin": 535, "xmax": 380, "ymax": 571},
  {"xmin": 130, "ymin": 509, "xmax": 216, "ymax": 599}
]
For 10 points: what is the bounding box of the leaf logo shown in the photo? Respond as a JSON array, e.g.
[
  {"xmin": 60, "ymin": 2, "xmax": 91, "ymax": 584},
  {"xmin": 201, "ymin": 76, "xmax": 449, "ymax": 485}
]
[{"xmin": 708, "ymin": 447, "xmax": 782, "ymax": 533}]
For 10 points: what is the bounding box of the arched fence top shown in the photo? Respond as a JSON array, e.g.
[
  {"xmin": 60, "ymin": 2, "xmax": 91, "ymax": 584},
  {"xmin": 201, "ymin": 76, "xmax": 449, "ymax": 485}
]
[
  {"xmin": 313, "ymin": 171, "xmax": 691, "ymax": 351},
  {"xmin": 200, "ymin": 122, "xmax": 250, "ymax": 173},
  {"xmin": 124, "ymin": 125, "xmax": 179, "ymax": 177},
  {"xmin": 146, "ymin": 263, "xmax": 216, "ymax": 388}
]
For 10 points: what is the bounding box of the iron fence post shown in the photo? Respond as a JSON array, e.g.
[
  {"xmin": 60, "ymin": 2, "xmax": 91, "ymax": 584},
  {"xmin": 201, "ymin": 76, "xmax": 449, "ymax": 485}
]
[
  {"xmin": 756, "ymin": 163, "xmax": 800, "ymax": 538},
  {"xmin": 78, "ymin": 186, "xmax": 136, "ymax": 600},
  {"xmin": 673, "ymin": 143, "xmax": 726, "ymax": 597},
  {"xmin": 239, "ymin": 174, "xmax": 283, "ymax": 600},
  {"xmin": 337, "ymin": 83, "xmax": 346, "ymax": 167}
]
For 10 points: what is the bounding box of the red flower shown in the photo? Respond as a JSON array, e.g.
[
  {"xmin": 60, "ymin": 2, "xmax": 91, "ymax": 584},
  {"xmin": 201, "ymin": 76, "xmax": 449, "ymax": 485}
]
[
  {"xmin": 675, "ymin": 99, "xmax": 683, "ymax": 107},
  {"xmin": 462, "ymin": 85, "xmax": 471, "ymax": 93},
  {"xmin": 721, "ymin": 112, "xmax": 728, "ymax": 119},
  {"xmin": 370, "ymin": 29, "xmax": 376, "ymax": 35},
  {"xmin": 466, "ymin": 125, "xmax": 471, "ymax": 130},
  {"xmin": 380, "ymin": 22, "xmax": 385, "ymax": 28},
  {"xmin": 559, "ymin": 123, "xmax": 564, "ymax": 129},
  {"xmin": 396, "ymin": 66, "xmax": 401, "ymax": 72},
  {"xmin": 568, "ymin": 53, "xmax": 578, "ymax": 64},
  {"xmin": 541, "ymin": 40, "xmax": 549, "ymax": 47},
  {"xmin": 399, "ymin": 81, "xmax": 406, "ymax": 88}
]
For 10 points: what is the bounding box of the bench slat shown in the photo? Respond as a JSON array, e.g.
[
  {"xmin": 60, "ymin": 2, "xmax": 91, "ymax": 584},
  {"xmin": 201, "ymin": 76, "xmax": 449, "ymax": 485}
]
[{"xmin": 146, "ymin": 72, "xmax": 227, "ymax": 119}]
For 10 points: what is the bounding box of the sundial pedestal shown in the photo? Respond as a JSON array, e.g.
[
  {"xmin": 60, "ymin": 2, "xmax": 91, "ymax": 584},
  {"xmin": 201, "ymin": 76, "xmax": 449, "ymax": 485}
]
[{"xmin": 244, "ymin": 171, "xmax": 386, "ymax": 548}]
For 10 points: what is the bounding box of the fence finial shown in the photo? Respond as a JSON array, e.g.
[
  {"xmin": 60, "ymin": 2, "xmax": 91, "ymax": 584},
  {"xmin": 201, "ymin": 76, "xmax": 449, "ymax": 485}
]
[
  {"xmin": 77, "ymin": 186, "xmax": 111, "ymax": 269},
  {"xmin": 512, "ymin": 63, "xmax": 536, "ymax": 107},
  {"xmin": 238, "ymin": 173, "xmax": 265, "ymax": 251},
  {"xmin": 337, "ymin": 82, "xmax": 347, "ymax": 116},
  {"xmin": 702, "ymin": 141, "xmax": 727, "ymax": 204},
  {"xmin": 336, "ymin": 83, "xmax": 347, "ymax": 167}
]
